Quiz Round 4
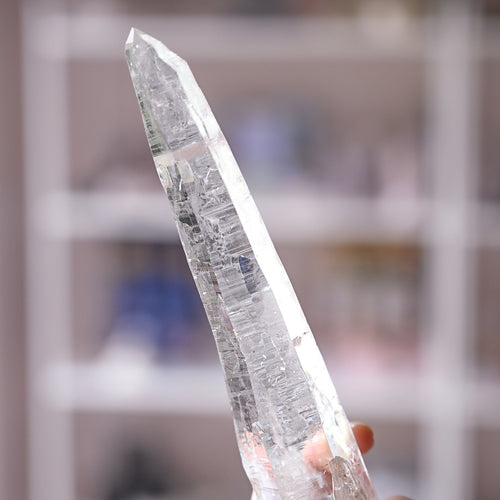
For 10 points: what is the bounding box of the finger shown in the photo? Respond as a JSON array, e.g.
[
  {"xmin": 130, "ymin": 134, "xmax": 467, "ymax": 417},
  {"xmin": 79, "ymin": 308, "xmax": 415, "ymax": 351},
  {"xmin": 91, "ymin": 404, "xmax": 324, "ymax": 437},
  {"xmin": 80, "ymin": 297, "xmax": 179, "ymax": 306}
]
[
  {"xmin": 303, "ymin": 422, "xmax": 375, "ymax": 474},
  {"xmin": 351, "ymin": 422, "xmax": 374, "ymax": 454},
  {"xmin": 302, "ymin": 430, "xmax": 331, "ymax": 472}
]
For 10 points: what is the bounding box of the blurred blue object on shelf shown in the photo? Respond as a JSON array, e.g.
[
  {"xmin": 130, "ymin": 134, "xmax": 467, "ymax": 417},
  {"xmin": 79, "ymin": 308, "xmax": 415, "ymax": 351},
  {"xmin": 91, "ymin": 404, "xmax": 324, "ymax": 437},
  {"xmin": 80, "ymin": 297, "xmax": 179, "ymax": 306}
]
[
  {"xmin": 104, "ymin": 246, "xmax": 201, "ymax": 363},
  {"xmin": 221, "ymin": 96, "xmax": 324, "ymax": 190}
]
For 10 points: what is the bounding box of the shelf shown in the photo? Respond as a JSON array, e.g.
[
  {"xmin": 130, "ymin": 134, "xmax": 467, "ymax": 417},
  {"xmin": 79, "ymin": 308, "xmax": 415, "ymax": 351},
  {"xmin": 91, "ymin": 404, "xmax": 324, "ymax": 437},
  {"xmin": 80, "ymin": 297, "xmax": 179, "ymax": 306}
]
[
  {"xmin": 42, "ymin": 361, "xmax": 229, "ymax": 415},
  {"xmin": 41, "ymin": 360, "xmax": 420, "ymax": 422},
  {"xmin": 34, "ymin": 12, "xmax": 428, "ymax": 62},
  {"xmin": 39, "ymin": 191, "xmax": 178, "ymax": 242},
  {"xmin": 38, "ymin": 190, "xmax": 426, "ymax": 244},
  {"xmin": 39, "ymin": 190, "xmax": 500, "ymax": 247},
  {"xmin": 31, "ymin": 11, "xmax": 500, "ymax": 63},
  {"xmin": 41, "ymin": 359, "xmax": 500, "ymax": 429}
]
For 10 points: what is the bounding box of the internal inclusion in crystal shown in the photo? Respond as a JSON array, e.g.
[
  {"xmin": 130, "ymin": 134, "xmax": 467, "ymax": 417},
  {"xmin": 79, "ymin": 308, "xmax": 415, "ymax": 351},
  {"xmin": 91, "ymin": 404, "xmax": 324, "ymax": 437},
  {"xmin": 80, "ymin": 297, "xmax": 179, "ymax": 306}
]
[{"xmin": 125, "ymin": 28, "xmax": 377, "ymax": 500}]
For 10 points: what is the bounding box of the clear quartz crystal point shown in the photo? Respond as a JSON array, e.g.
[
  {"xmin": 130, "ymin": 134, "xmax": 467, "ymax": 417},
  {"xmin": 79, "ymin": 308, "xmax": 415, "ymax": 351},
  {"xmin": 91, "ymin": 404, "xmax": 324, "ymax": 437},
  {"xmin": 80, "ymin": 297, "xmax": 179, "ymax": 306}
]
[{"xmin": 125, "ymin": 28, "xmax": 378, "ymax": 500}]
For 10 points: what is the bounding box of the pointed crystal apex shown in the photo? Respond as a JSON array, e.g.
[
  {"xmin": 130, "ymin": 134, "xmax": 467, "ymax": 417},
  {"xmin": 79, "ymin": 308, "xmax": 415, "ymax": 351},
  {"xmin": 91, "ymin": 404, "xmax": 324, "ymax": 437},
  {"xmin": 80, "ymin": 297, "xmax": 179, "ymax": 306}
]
[
  {"xmin": 125, "ymin": 27, "xmax": 152, "ymax": 61},
  {"xmin": 125, "ymin": 28, "xmax": 219, "ymax": 154},
  {"xmin": 125, "ymin": 26, "xmax": 139, "ymax": 47},
  {"xmin": 125, "ymin": 28, "xmax": 185, "ymax": 73}
]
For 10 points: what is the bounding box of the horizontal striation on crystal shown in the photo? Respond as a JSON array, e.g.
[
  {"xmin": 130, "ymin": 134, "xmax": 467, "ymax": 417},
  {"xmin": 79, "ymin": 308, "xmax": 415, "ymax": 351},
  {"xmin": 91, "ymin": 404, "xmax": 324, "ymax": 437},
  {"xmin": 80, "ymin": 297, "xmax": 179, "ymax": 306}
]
[{"xmin": 126, "ymin": 28, "xmax": 377, "ymax": 500}]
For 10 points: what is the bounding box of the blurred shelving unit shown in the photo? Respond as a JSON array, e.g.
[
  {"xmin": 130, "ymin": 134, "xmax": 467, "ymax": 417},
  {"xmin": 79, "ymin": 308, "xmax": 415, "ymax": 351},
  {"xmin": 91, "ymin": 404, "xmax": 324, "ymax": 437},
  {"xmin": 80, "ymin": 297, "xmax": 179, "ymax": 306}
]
[
  {"xmin": 22, "ymin": 1, "xmax": 500, "ymax": 500},
  {"xmin": 40, "ymin": 190, "xmax": 426, "ymax": 244},
  {"xmin": 41, "ymin": 360, "xmax": 421, "ymax": 422}
]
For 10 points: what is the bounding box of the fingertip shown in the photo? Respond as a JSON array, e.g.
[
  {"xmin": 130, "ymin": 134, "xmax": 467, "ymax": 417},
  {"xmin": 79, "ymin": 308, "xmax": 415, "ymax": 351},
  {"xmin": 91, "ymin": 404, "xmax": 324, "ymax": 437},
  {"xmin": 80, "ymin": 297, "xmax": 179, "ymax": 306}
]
[
  {"xmin": 302, "ymin": 430, "xmax": 332, "ymax": 471},
  {"xmin": 351, "ymin": 422, "xmax": 374, "ymax": 454}
]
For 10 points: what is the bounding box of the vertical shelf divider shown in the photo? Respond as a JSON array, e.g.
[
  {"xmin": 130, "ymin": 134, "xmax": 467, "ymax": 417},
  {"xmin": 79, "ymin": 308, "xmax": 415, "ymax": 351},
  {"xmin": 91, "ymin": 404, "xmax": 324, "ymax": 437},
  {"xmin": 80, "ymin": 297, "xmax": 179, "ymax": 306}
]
[
  {"xmin": 420, "ymin": 2, "xmax": 478, "ymax": 499},
  {"xmin": 22, "ymin": 5, "xmax": 75, "ymax": 500}
]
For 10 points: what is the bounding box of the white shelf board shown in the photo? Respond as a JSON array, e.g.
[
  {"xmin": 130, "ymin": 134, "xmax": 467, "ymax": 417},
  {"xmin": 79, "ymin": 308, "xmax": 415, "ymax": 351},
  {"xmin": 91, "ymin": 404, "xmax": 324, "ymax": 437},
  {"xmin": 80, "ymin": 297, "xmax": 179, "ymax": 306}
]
[
  {"xmin": 39, "ymin": 190, "xmax": 179, "ymax": 242},
  {"xmin": 41, "ymin": 360, "xmax": 420, "ymax": 422},
  {"xmin": 34, "ymin": 12, "xmax": 429, "ymax": 62},
  {"xmin": 38, "ymin": 190, "xmax": 426, "ymax": 244},
  {"xmin": 42, "ymin": 361, "xmax": 229, "ymax": 416},
  {"xmin": 38, "ymin": 190, "xmax": 500, "ymax": 247}
]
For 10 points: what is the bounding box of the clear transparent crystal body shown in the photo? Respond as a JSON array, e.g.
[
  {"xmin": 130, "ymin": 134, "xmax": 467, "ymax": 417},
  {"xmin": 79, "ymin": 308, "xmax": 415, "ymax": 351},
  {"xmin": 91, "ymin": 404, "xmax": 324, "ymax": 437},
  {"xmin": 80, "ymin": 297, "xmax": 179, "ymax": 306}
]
[{"xmin": 125, "ymin": 29, "xmax": 377, "ymax": 500}]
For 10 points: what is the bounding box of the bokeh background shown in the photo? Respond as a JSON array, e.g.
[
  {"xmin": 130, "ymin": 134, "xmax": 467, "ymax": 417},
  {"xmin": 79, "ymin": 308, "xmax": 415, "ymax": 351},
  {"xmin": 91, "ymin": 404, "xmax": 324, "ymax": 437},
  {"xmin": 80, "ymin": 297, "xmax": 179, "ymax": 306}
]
[{"xmin": 1, "ymin": 0, "xmax": 500, "ymax": 499}]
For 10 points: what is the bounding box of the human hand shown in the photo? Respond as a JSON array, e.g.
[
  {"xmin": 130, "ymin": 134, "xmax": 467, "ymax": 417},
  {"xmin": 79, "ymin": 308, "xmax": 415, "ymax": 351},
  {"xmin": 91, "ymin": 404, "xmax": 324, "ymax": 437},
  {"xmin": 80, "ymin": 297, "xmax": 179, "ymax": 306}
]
[{"xmin": 250, "ymin": 422, "xmax": 412, "ymax": 500}]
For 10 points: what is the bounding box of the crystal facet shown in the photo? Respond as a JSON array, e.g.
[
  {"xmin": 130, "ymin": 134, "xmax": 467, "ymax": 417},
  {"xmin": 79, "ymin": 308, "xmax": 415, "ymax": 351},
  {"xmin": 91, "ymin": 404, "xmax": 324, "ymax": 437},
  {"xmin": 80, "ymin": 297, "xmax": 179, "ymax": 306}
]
[{"xmin": 125, "ymin": 28, "xmax": 378, "ymax": 500}]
